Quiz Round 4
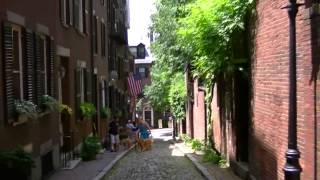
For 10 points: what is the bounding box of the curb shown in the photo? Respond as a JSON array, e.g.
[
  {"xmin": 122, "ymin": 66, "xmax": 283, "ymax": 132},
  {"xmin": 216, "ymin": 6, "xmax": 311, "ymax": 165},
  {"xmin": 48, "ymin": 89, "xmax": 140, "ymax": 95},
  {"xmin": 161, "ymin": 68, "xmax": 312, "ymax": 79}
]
[
  {"xmin": 92, "ymin": 145, "xmax": 135, "ymax": 180},
  {"xmin": 173, "ymin": 142, "xmax": 216, "ymax": 180}
]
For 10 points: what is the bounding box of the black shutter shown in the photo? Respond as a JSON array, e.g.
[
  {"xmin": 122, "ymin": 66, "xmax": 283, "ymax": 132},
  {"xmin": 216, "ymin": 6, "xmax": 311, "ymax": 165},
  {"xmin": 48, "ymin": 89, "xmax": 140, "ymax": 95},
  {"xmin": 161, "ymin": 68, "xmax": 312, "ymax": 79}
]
[
  {"xmin": 75, "ymin": 68, "xmax": 81, "ymax": 119},
  {"xmin": 34, "ymin": 35, "xmax": 44, "ymax": 105},
  {"xmin": 47, "ymin": 37, "xmax": 55, "ymax": 97},
  {"xmin": 23, "ymin": 29, "xmax": 35, "ymax": 102},
  {"xmin": 3, "ymin": 23, "xmax": 14, "ymax": 122}
]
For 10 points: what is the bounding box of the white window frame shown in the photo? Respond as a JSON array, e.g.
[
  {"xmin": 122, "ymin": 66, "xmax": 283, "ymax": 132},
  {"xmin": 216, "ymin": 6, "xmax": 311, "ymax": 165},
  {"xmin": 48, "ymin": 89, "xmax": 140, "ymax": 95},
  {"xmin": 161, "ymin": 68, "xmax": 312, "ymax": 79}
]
[{"xmin": 12, "ymin": 25, "xmax": 23, "ymax": 100}]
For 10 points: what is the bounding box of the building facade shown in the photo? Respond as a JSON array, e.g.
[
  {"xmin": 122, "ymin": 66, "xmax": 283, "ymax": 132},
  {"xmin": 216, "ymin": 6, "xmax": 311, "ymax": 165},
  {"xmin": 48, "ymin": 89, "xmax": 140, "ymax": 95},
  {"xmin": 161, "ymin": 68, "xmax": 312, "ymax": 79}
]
[{"xmin": 0, "ymin": 0, "xmax": 131, "ymax": 179}]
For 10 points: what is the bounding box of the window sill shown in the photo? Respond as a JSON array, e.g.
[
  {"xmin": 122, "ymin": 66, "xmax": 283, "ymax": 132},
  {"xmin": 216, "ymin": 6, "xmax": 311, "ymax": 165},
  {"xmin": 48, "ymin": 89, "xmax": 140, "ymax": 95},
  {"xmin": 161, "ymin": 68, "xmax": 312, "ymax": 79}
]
[{"xmin": 61, "ymin": 22, "xmax": 70, "ymax": 29}]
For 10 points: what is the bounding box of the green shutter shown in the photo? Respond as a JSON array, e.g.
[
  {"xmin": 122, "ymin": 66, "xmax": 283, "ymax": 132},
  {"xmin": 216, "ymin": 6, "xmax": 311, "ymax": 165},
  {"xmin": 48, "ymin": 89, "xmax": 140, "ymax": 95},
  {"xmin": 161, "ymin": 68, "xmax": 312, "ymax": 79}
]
[
  {"xmin": 34, "ymin": 34, "xmax": 44, "ymax": 105},
  {"xmin": 3, "ymin": 23, "xmax": 15, "ymax": 122}
]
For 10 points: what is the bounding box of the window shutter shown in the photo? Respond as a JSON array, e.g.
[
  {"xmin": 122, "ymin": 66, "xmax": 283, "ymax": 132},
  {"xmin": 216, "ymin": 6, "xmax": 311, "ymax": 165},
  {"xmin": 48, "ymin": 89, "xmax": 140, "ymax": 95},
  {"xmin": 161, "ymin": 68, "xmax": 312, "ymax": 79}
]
[
  {"xmin": 74, "ymin": 0, "xmax": 79, "ymax": 29},
  {"xmin": 47, "ymin": 37, "xmax": 55, "ymax": 97},
  {"xmin": 75, "ymin": 68, "xmax": 81, "ymax": 119},
  {"xmin": 34, "ymin": 35, "xmax": 44, "ymax": 105},
  {"xmin": 3, "ymin": 23, "xmax": 15, "ymax": 122},
  {"xmin": 85, "ymin": 70, "xmax": 91, "ymax": 102},
  {"xmin": 23, "ymin": 29, "xmax": 35, "ymax": 102}
]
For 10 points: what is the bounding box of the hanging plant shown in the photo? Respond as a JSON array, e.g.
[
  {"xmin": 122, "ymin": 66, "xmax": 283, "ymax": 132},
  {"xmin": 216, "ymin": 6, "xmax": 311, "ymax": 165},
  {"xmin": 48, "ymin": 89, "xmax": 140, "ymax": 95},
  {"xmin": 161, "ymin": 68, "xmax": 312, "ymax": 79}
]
[
  {"xmin": 14, "ymin": 100, "xmax": 38, "ymax": 120},
  {"xmin": 40, "ymin": 95, "xmax": 59, "ymax": 112},
  {"xmin": 80, "ymin": 102, "xmax": 97, "ymax": 119},
  {"xmin": 100, "ymin": 107, "xmax": 111, "ymax": 119},
  {"xmin": 59, "ymin": 104, "xmax": 73, "ymax": 116}
]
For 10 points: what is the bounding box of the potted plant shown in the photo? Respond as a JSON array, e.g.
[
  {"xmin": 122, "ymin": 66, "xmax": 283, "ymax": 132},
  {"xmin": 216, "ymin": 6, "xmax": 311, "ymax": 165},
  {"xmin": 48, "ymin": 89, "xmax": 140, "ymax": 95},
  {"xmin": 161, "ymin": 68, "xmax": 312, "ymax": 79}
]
[
  {"xmin": 80, "ymin": 136, "xmax": 102, "ymax": 161},
  {"xmin": 40, "ymin": 95, "xmax": 59, "ymax": 114},
  {"xmin": 0, "ymin": 147, "xmax": 35, "ymax": 180},
  {"xmin": 79, "ymin": 102, "xmax": 96, "ymax": 120},
  {"xmin": 13, "ymin": 100, "xmax": 38, "ymax": 125},
  {"xmin": 100, "ymin": 107, "xmax": 111, "ymax": 119},
  {"xmin": 114, "ymin": 109, "xmax": 123, "ymax": 118},
  {"xmin": 59, "ymin": 104, "xmax": 73, "ymax": 116}
]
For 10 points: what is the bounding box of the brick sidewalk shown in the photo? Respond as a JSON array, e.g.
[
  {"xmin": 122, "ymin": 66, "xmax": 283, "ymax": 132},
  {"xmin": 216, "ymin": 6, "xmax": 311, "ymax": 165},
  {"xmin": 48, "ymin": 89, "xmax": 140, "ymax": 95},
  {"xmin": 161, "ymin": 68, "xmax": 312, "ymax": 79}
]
[{"xmin": 47, "ymin": 147, "xmax": 132, "ymax": 180}]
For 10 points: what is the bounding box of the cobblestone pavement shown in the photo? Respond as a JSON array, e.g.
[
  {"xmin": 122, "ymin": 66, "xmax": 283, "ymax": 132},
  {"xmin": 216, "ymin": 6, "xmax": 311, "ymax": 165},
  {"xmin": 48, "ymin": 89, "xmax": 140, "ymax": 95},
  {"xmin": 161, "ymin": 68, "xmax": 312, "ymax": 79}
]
[{"xmin": 103, "ymin": 129, "xmax": 205, "ymax": 180}]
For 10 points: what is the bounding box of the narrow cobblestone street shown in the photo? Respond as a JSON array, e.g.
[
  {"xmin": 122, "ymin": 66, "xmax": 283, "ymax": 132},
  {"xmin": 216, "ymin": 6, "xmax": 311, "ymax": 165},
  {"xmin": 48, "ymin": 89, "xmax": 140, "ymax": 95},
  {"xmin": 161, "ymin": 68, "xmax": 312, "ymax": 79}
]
[{"xmin": 103, "ymin": 129, "xmax": 205, "ymax": 180}]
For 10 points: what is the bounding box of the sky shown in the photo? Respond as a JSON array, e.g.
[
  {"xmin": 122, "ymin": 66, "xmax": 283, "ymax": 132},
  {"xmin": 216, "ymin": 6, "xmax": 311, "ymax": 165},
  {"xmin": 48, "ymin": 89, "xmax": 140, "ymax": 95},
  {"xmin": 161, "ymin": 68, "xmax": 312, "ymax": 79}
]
[{"xmin": 128, "ymin": 0, "xmax": 155, "ymax": 49}]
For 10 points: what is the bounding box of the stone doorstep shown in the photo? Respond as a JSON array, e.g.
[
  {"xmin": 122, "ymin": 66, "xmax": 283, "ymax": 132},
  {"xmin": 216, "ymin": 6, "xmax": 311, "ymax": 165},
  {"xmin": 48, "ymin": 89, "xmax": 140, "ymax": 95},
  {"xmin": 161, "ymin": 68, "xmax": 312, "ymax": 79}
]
[{"xmin": 61, "ymin": 158, "xmax": 81, "ymax": 170}]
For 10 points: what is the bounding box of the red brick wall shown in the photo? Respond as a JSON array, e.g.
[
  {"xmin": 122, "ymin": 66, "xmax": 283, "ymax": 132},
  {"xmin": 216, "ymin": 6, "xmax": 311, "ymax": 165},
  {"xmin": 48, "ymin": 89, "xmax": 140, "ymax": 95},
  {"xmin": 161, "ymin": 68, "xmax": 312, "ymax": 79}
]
[
  {"xmin": 193, "ymin": 79, "xmax": 206, "ymax": 140},
  {"xmin": 251, "ymin": 0, "xmax": 317, "ymax": 179}
]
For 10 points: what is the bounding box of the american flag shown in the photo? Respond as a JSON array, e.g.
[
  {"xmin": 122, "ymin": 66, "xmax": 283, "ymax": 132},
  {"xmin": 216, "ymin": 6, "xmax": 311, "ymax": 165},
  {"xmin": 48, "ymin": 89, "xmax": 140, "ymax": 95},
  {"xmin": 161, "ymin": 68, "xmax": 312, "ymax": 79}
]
[{"xmin": 127, "ymin": 73, "xmax": 142, "ymax": 97}]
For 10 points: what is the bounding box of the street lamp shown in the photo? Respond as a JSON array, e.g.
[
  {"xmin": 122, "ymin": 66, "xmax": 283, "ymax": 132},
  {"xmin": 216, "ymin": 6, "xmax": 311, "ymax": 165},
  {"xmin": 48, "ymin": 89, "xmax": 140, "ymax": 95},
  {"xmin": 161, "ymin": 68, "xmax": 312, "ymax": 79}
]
[{"xmin": 282, "ymin": 0, "xmax": 302, "ymax": 179}]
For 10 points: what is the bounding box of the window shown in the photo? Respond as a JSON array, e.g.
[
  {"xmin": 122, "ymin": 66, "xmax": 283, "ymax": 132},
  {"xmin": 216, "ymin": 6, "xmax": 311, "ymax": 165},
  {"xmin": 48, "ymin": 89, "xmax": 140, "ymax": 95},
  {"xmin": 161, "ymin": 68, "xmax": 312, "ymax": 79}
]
[
  {"xmin": 59, "ymin": 0, "xmax": 73, "ymax": 26},
  {"xmin": 12, "ymin": 26, "xmax": 23, "ymax": 100},
  {"xmin": 82, "ymin": 0, "xmax": 87, "ymax": 33},
  {"xmin": 138, "ymin": 67, "xmax": 146, "ymax": 78},
  {"xmin": 74, "ymin": 0, "xmax": 84, "ymax": 32},
  {"xmin": 93, "ymin": 15, "xmax": 98, "ymax": 54},
  {"xmin": 101, "ymin": 22, "xmax": 106, "ymax": 57}
]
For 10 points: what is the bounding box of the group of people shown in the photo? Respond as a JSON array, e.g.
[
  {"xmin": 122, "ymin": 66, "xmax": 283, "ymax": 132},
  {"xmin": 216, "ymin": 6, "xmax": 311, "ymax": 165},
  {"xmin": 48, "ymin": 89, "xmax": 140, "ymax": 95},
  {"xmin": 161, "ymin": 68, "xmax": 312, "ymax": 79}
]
[{"xmin": 107, "ymin": 117, "xmax": 152, "ymax": 152}]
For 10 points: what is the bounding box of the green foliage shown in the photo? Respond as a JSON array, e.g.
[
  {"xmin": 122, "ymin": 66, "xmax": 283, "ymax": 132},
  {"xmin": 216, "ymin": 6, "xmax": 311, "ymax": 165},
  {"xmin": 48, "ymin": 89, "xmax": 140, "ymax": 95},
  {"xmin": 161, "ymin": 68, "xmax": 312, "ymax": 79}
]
[
  {"xmin": 114, "ymin": 109, "xmax": 123, "ymax": 118},
  {"xmin": 59, "ymin": 104, "xmax": 73, "ymax": 116},
  {"xmin": 169, "ymin": 73, "xmax": 186, "ymax": 121},
  {"xmin": 191, "ymin": 139, "xmax": 204, "ymax": 151},
  {"xmin": 80, "ymin": 136, "xmax": 102, "ymax": 161},
  {"xmin": 41, "ymin": 95, "xmax": 59, "ymax": 112},
  {"xmin": 0, "ymin": 147, "xmax": 35, "ymax": 178},
  {"xmin": 100, "ymin": 107, "xmax": 111, "ymax": 119},
  {"xmin": 202, "ymin": 149, "xmax": 221, "ymax": 164},
  {"xmin": 202, "ymin": 148, "xmax": 227, "ymax": 167},
  {"xmin": 80, "ymin": 102, "xmax": 97, "ymax": 119},
  {"xmin": 177, "ymin": 0, "xmax": 254, "ymax": 81},
  {"xmin": 14, "ymin": 100, "xmax": 38, "ymax": 119},
  {"xmin": 180, "ymin": 134, "xmax": 192, "ymax": 144},
  {"xmin": 144, "ymin": 65, "xmax": 171, "ymax": 112}
]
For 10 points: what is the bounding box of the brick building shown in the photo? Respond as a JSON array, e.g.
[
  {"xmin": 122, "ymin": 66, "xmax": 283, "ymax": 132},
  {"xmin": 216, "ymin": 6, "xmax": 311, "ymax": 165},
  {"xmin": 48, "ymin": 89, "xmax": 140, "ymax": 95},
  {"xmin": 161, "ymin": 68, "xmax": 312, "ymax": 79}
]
[
  {"xmin": 186, "ymin": 0, "xmax": 319, "ymax": 179},
  {"xmin": 0, "ymin": 0, "xmax": 131, "ymax": 179}
]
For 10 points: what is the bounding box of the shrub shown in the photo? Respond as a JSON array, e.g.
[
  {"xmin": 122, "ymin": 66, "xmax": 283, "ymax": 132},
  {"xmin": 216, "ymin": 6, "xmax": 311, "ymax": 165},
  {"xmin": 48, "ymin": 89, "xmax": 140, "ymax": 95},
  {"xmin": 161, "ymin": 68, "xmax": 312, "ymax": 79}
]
[
  {"xmin": 0, "ymin": 147, "xmax": 35, "ymax": 179},
  {"xmin": 202, "ymin": 149, "xmax": 221, "ymax": 164},
  {"xmin": 80, "ymin": 136, "xmax": 102, "ymax": 161},
  {"xmin": 14, "ymin": 100, "xmax": 38, "ymax": 119},
  {"xmin": 41, "ymin": 95, "xmax": 59, "ymax": 112},
  {"xmin": 80, "ymin": 102, "xmax": 96, "ymax": 119},
  {"xmin": 59, "ymin": 104, "xmax": 73, "ymax": 116},
  {"xmin": 191, "ymin": 139, "xmax": 203, "ymax": 151},
  {"xmin": 100, "ymin": 107, "xmax": 111, "ymax": 119},
  {"xmin": 180, "ymin": 134, "xmax": 192, "ymax": 144}
]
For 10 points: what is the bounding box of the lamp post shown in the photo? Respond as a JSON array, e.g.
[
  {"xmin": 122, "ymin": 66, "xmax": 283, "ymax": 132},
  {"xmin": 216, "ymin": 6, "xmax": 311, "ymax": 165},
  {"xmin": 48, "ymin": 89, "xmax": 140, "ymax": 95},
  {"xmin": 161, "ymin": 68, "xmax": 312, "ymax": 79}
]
[{"xmin": 283, "ymin": 0, "xmax": 302, "ymax": 179}]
